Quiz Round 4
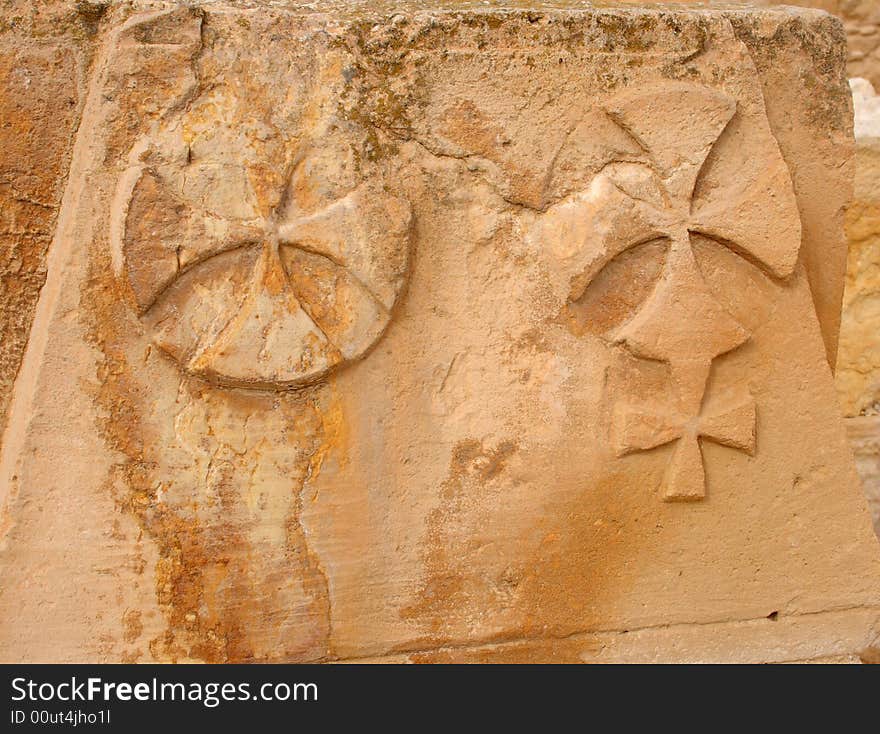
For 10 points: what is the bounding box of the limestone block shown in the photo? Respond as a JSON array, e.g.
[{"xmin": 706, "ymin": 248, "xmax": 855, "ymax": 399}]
[{"xmin": 0, "ymin": 2, "xmax": 878, "ymax": 664}]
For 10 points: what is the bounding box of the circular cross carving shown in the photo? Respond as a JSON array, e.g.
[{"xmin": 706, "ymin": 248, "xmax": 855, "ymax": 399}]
[{"xmin": 114, "ymin": 155, "xmax": 412, "ymax": 390}]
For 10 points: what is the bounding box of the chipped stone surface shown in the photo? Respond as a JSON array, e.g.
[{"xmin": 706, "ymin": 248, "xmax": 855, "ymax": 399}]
[
  {"xmin": 625, "ymin": 1, "xmax": 880, "ymax": 91},
  {"xmin": 0, "ymin": 2, "xmax": 878, "ymax": 664},
  {"xmin": 830, "ymin": 0, "xmax": 880, "ymax": 88},
  {"xmin": 0, "ymin": 3, "xmax": 94, "ymax": 447},
  {"xmin": 748, "ymin": 2, "xmax": 880, "ymax": 89}
]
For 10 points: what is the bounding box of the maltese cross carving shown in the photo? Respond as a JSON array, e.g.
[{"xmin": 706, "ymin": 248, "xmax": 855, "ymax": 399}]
[
  {"xmin": 536, "ymin": 81, "xmax": 802, "ymax": 501},
  {"xmin": 112, "ymin": 150, "xmax": 412, "ymax": 390},
  {"xmin": 614, "ymin": 390, "xmax": 757, "ymax": 501}
]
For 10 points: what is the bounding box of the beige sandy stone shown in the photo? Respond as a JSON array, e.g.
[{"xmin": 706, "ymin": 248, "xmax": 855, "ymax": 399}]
[{"xmin": 0, "ymin": 1, "xmax": 878, "ymax": 664}]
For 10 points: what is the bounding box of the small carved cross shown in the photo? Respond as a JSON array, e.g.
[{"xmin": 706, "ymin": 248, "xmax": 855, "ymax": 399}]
[{"xmin": 613, "ymin": 387, "xmax": 756, "ymax": 501}]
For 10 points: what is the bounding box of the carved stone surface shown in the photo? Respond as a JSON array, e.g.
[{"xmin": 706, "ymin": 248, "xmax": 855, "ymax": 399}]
[
  {"xmin": 531, "ymin": 81, "xmax": 799, "ymax": 501},
  {"xmin": 115, "ymin": 111, "xmax": 411, "ymax": 389},
  {"xmin": 0, "ymin": 2, "xmax": 878, "ymax": 664}
]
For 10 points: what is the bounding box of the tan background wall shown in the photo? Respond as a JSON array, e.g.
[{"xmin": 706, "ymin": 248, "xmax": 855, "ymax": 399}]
[{"xmin": 845, "ymin": 78, "xmax": 880, "ymax": 533}]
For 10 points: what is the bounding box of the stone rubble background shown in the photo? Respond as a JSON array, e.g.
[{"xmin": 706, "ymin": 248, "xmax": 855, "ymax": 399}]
[{"xmin": 845, "ymin": 76, "xmax": 880, "ymax": 534}]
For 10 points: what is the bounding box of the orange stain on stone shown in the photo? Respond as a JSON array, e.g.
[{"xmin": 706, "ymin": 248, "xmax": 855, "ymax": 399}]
[{"xmin": 82, "ymin": 242, "xmax": 333, "ymax": 661}]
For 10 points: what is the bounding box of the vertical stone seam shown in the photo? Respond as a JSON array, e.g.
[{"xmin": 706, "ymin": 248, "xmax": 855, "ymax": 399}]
[
  {"xmin": 0, "ymin": 7, "xmax": 151, "ymax": 544},
  {"xmin": 0, "ymin": 35, "xmax": 91, "ymax": 450}
]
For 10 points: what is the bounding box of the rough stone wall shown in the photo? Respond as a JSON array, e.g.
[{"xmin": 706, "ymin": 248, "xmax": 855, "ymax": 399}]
[
  {"xmin": 843, "ymin": 77, "xmax": 880, "ymax": 535},
  {"xmin": 827, "ymin": 1, "xmax": 880, "ymax": 87},
  {"xmin": 0, "ymin": 1, "xmax": 100, "ymax": 446}
]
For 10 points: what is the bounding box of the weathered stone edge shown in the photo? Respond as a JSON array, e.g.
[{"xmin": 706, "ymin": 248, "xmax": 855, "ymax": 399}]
[{"xmin": 342, "ymin": 605, "xmax": 880, "ymax": 664}]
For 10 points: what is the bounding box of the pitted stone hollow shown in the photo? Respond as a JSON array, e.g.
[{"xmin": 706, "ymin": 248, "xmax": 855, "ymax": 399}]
[{"xmin": 113, "ymin": 159, "xmax": 412, "ymax": 391}]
